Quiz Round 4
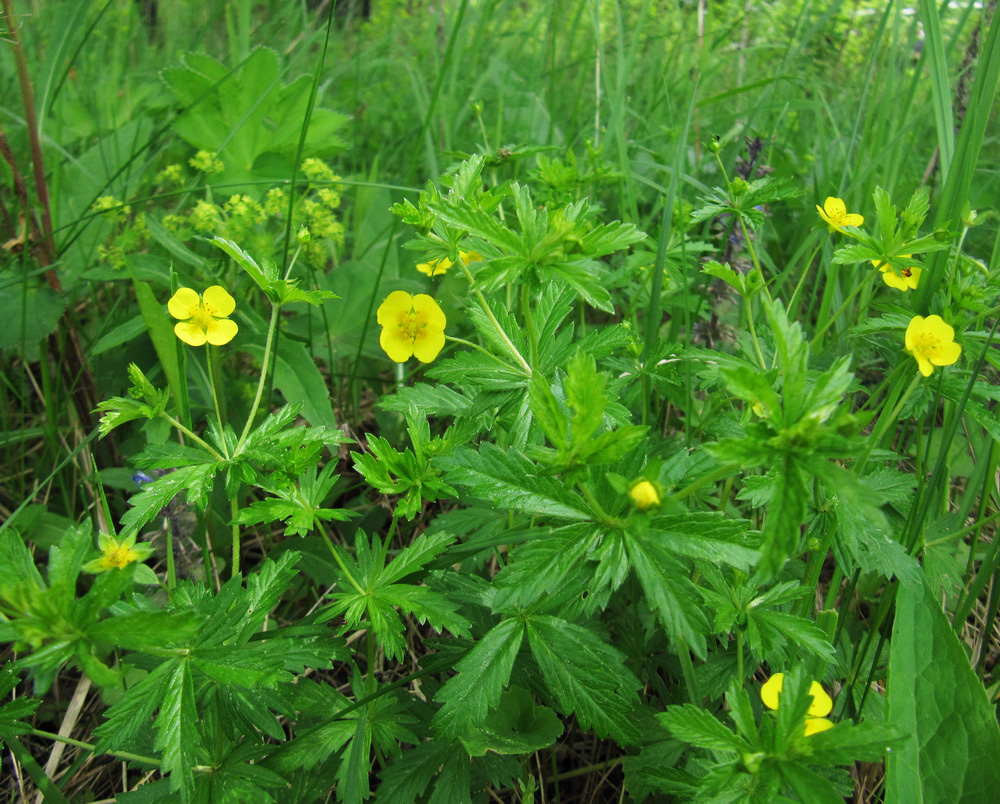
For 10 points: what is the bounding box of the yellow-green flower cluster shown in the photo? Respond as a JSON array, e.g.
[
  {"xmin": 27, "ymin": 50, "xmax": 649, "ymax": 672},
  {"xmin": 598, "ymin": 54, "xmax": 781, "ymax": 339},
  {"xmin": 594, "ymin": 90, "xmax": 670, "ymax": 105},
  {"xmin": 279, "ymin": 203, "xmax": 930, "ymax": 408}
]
[
  {"xmin": 155, "ymin": 163, "xmax": 184, "ymax": 185},
  {"xmin": 190, "ymin": 199, "xmax": 223, "ymax": 233},
  {"xmin": 189, "ymin": 150, "xmax": 224, "ymax": 174},
  {"xmin": 302, "ymin": 157, "xmax": 339, "ymax": 183}
]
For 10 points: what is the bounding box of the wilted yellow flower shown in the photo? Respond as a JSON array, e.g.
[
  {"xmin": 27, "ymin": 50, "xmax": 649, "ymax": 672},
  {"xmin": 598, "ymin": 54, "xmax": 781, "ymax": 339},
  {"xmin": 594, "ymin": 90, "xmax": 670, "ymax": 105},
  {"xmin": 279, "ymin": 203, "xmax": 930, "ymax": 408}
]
[
  {"xmin": 872, "ymin": 255, "xmax": 920, "ymax": 291},
  {"xmin": 377, "ymin": 291, "xmax": 446, "ymax": 363},
  {"xmin": 816, "ymin": 197, "xmax": 864, "ymax": 232},
  {"xmin": 168, "ymin": 286, "xmax": 238, "ymax": 346},
  {"xmin": 83, "ymin": 533, "xmax": 153, "ymax": 573},
  {"xmin": 417, "ymin": 257, "xmax": 453, "ymax": 277},
  {"xmin": 905, "ymin": 315, "xmax": 961, "ymax": 377},
  {"xmin": 416, "ymin": 250, "xmax": 481, "ymax": 277},
  {"xmin": 760, "ymin": 672, "xmax": 834, "ymax": 736},
  {"xmin": 629, "ymin": 480, "xmax": 660, "ymax": 510}
]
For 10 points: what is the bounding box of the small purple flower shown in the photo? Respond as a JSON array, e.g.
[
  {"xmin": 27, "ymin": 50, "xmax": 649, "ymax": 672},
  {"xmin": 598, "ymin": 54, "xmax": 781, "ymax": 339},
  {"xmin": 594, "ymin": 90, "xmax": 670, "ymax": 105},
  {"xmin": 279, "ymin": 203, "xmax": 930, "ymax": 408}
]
[{"xmin": 132, "ymin": 471, "xmax": 154, "ymax": 489}]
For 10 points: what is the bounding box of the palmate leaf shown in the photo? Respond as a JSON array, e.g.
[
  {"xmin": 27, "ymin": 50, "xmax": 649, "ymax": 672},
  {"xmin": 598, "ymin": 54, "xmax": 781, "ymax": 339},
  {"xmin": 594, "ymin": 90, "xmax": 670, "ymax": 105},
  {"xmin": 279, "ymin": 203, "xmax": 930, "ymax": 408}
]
[
  {"xmin": 526, "ymin": 615, "xmax": 641, "ymax": 746},
  {"xmin": 651, "ymin": 512, "xmax": 759, "ymax": 572},
  {"xmin": 433, "ymin": 618, "xmax": 525, "ymax": 737},
  {"xmin": 439, "ymin": 444, "xmax": 594, "ymax": 521},
  {"xmin": 658, "ymin": 704, "xmax": 751, "ymax": 754},
  {"xmin": 154, "ymin": 659, "xmax": 201, "ymax": 800},
  {"xmin": 378, "ymin": 740, "xmax": 465, "ymax": 804},
  {"xmin": 94, "ymin": 660, "xmax": 176, "ymax": 752},
  {"xmin": 0, "ymin": 664, "xmax": 39, "ymax": 741},
  {"xmin": 625, "ymin": 531, "xmax": 709, "ymax": 658},
  {"xmin": 120, "ymin": 463, "xmax": 222, "ymax": 536},
  {"xmin": 756, "ymin": 453, "xmax": 807, "ymax": 581}
]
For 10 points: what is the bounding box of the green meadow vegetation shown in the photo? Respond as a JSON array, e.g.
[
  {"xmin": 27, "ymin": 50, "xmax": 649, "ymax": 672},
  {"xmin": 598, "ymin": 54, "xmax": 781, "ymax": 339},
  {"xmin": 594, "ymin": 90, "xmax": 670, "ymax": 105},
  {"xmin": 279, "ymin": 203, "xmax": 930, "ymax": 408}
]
[{"xmin": 2, "ymin": 0, "xmax": 1000, "ymax": 801}]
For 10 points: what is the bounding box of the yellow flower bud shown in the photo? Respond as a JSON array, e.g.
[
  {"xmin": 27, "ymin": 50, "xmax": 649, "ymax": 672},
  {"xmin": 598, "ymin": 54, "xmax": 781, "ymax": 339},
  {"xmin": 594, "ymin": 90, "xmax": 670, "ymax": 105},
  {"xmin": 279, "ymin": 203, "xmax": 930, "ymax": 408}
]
[{"xmin": 629, "ymin": 480, "xmax": 660, "ymax": 510}]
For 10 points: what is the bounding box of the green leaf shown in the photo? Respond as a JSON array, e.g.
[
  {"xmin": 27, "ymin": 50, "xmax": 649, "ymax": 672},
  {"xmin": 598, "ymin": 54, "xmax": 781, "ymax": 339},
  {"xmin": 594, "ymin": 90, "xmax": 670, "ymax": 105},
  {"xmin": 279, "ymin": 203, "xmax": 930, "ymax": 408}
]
[
  {"xmin": 526, "ymin": 615, "xmax": 641, "ymax": 745},
  {"xmin": 658, "ymin": 704, "xmax": 750, "ymax": 753},
  {"xmin": 211, "ymin": 237, "xmax": 274, "ymax": 291},
  {"xmin": 130, "ymin": 280, "xmax": 186, "ymax": 416},
  {"xmin": 459, "ymin": 686, "xmax": 563, "ymax": 756},
  {"xmin": 89, "ymin": 612, "xmax": 201, "ymax": 651},
  {"xmin": 378, "ymin": 741, "xmax": 464, "ymax": 804},
  {"xmin": 439, "ymin": 445, "xmax": 593, "ymax": 521},
  {"xmin": 756, "ymin": 454, "xmax": 806, "ymax": 581},
  {"xmin": 625, "ymin": 531, "xmax": 709, "ymax": 658},
  {"xmin": 154, "ymin": 660, "xmax": 200, "ymax": 799},
  {"xmin": 120, "ymin": 463, "xmax": 222, "ymax": 536},
  {"xmin": 886, "ymin": 577, "xmax": 1000, "ymax": 802},
  {"xmin": 433, "ymin": 618, "xmax": 525, "ymax": 737},
  {"xmin": 0, "ymin": 664, "xmax": 39, "ymax": 740},
  {"xmin": 779, "ymin": 761, "xmax": 847, "ymax": 804}
]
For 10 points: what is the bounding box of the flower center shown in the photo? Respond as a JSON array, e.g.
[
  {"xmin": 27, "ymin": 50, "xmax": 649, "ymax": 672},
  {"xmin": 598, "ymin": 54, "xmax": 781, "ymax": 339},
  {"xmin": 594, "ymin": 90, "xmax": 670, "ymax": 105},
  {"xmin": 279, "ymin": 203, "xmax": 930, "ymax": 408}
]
[
  {"xmin": 916, "ymin": 332, "xmax": 940, "ymax": 353},
  {"xmin": 106, "ymin": 546, "xmax": 133, "ymax": 569},
  {"xmin": 189, "ymin": 304, "xmax": 216, "ymax": 330},
  {"xmin": 398, "ymin": 312, "xmax": 425, "ymax": 341}
]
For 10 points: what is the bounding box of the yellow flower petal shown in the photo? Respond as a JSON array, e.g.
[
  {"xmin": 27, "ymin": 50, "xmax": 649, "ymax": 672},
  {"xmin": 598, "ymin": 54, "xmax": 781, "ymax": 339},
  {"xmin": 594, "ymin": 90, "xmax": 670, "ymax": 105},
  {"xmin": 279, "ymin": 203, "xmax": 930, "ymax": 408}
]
[
  {"xmin": 629, "ymin": 480, "xmax": 660, "ymax": 510},
  {"xmin": 202, "ymin": 285, "xmax": 236, "ymax": 317},
  {"xmin": 823, "ymin": 197, "xmax": 847, "ymax": 219},
  {"xmin": 380, "ymin": 326, "xmax": 415, "ymax": 362},
  {"xmin": 412, "ymin": 327, "xmax": 446, "ymax": 363},
  {"xmin": 804, "ymin": 717, "xmax": 834, "ymax": 736},
  {"xmin": 905, "ymin": 316, "xmax": 923, "ymax": 352},
  {"xmin": 842, "ymin": 213, "xmax": 864, "ymax": 227},
  {"xmin": 930, "ymin": 340, "xmax": 961, "ymax": 366},
  {"xmin": 916, "ymin": 355, "xmax": 934, "ymax": 377},
  {"xmin": 204, "ymin": 317, "xmax": 238, "ymax": 345},
  {"xmin": 761, "ymin": 673, "xmax": 784, "ymax": 710},
  {"xmin": 461, "ymin": 250, "xmax": 483, "ymax": 264},
  {"xmin": 880, "ymin": 270, "xmax": 909, "ymax": 292},
  {"xmin": 167, "ymin": 287, "xmax": 201, "ymax": 320},
  {"xmin": 411, "ymin": 294, "xmax": 447, "ymax": 331},
  {"xmin": 923, "ymin": 314, "xmax": 954, "ymax": 341},
  {"xmin": 175, "ymin": 320, "xmax": 208, "ymax": 346},
  {"xmin": 807, "ymin": 681, "xmax": 833, "ymax": 717},
  {"xmin": 377, "ymin": 291, "xmax": 414, "ymax": 326}
]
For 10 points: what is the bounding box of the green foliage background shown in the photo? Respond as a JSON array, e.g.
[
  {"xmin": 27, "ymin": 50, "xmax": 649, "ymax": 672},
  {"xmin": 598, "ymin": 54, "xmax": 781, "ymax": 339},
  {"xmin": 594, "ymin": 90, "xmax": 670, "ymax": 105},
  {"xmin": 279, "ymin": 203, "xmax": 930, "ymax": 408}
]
[{"xmin": 1, "ymin": 0, "xmax": 999, "ymax": 802}]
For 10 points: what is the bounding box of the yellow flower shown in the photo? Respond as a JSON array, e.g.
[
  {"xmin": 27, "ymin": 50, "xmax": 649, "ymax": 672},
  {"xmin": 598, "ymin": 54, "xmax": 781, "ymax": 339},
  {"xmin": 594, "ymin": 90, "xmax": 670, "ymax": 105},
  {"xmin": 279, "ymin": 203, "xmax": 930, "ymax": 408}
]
[
  {"xmin": 377, "ymin": 291, "xmax": 446, "ymax": 363},
  {"xmin": 629, "ymin": 480, "xmax": 660, "ymax": 510},
  {"xmin": 872, "ymin": 255, "xmax": 920, "ymax": 291},
  {"xmin": 84, "ymin": 533, "xmax": 152, "ymax": 573},
  {"xmin": 751, "ymin": 400, "xmax": 768, "ymax": 419},
  {"xmin": 760, "ymin": 672, "xmax": 834, "ymax": 737},
  {"xmin": 905, "ymin": 315, "xmax": 961, "ymax": 377},
  {"xmin": 416, "ymin": 257, "xmax": 454, "ymax": 277},
  {"xmin": 415, "ymin": 250, "xmax": 481, "ymax": 277},
  {"xmin": 167, "ymin": 286, "xmax": 238, "ymax": 347},
  {"xmin": 816, "ymin": 197, "xmax": 864, "ymax": 232}
]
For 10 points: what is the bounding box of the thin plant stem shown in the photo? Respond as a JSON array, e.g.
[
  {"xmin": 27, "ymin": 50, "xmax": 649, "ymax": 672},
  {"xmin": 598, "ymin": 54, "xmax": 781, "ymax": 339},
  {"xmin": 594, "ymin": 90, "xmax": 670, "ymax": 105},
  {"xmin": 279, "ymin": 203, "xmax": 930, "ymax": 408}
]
[
  {"xmin": 30, "ymin": 729, "xmax": 159, "ymax": 767},
  {"xmin": 230, "ymin": 497, "xmax": 240, "ymax": 579},
  {"xmin": 458, "ymin": 261, "xmax": 532, "ymax": 375},
  {"xmin": 159, "ymin": 413, "xmax": 224, "ymax": 461},
  {"xmin": 236, "ymin": 303, "xmax": 280, "ymax": 452}
]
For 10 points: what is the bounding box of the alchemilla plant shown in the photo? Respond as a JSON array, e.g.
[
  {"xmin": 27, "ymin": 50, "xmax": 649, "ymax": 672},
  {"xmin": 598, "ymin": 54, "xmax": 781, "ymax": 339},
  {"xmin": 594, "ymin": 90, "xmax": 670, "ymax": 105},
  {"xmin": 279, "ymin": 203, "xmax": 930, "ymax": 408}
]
[{"xmin": 2, "ymin": 2, "xmax": 999, "ymax": 803}]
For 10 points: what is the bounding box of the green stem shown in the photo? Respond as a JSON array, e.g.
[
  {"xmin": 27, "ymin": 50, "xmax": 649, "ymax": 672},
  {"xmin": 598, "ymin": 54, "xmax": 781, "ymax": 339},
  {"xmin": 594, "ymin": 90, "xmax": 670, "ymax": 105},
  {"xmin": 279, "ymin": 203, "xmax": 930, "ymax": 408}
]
[
  {"xmin": 207, "ymin": 345, "xmax": 225, "ymax": 431},
  {"xmin": 31, "ymin": 728, "xmax": 160, "ymax": 766},
  {"xmin": 810, "ymin": 272, "xmax": 876, "ymax": 348},
  {"xmin": 230, "ymin": 497, "xmax": 240, "ymax": 579},
  {"xmin": 444, "ymin": 335, "xmax": 520, "ymax": 372},
  {"xmin": 736, "ymin": 628, "xmax": 744, "ymax": 687},
  {"xmin": 459, "ymin": 264, "xmax": 532, "ymax": 375},
  {"xmin": 670, "ymin": 463, "xmax": 740, "ymax": 502},
  {"xmin": 856, "ymin": 372, "xmax": 921, "ymax": 473},
  {"xmin": 320, "ymin": 529, "xmax": 365, "ymax": 595},
  {"xmin": 159, "ymin": 412, "xmax": 224, "ymax": 461},
  {"xmin": 236, "ymin": 303, "xmax": 280, "ymax": 451}
]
